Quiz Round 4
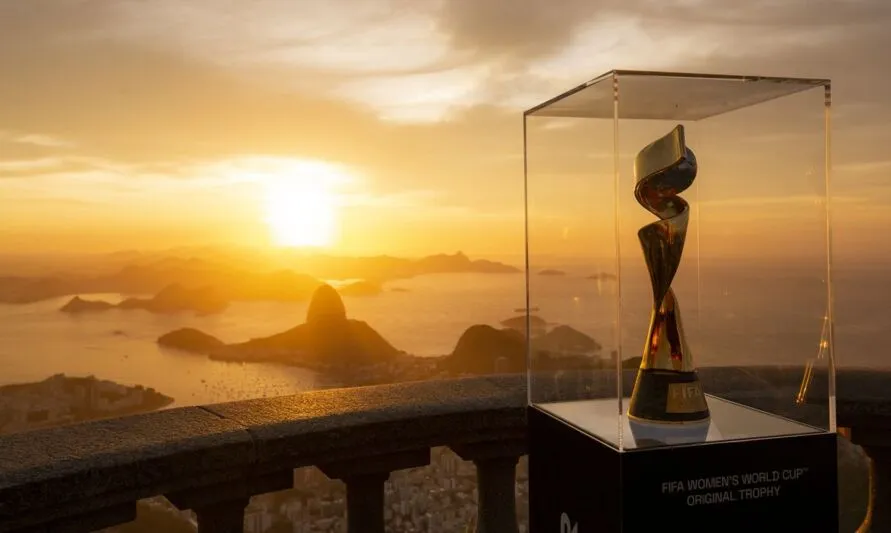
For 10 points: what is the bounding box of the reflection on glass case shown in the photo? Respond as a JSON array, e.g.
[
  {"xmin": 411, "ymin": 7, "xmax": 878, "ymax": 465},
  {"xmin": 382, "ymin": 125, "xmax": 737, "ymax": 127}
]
[{"xmin": 524, "ymin": 71, "xmax": 838, "ymax": 532}]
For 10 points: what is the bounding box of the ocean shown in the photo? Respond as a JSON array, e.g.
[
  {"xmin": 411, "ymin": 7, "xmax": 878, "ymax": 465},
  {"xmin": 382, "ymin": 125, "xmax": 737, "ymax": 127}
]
[{"xmin": 0, "ymin": 266, "xmax": 888, "ymax": 408}]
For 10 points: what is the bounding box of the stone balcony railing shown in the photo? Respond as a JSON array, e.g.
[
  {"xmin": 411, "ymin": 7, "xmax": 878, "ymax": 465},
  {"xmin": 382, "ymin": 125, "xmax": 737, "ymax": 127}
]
[{"xmin": 0, "ymin": 368, "xmax": 888, "ymax": 533}]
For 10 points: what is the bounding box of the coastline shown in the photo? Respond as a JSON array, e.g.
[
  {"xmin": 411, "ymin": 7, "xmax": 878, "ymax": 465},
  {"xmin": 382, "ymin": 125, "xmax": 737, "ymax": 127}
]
[{"xmin": 0, "ymin": 375, "xmax": 175, "ymax": 435}]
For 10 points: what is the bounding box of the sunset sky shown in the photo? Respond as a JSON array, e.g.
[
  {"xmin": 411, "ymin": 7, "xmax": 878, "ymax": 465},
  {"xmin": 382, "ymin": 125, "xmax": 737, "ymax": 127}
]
[{"xmin": 2, "ymin": 0, "xmax": 891, "ymax": 263}]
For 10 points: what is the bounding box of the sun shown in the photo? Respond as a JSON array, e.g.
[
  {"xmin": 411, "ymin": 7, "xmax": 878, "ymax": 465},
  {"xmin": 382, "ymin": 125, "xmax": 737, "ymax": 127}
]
[{"xmin": 262, "ymin": 162, "xmax": 344, "ymax": 248}]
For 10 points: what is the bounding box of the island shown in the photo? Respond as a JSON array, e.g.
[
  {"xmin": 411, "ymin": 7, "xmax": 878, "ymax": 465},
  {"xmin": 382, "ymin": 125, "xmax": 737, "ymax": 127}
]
[
  {"xmin": 532, "ymin": 324, "xmax": 603, "ymax": 355},
  {"xmin": 500, "ymin": 314, "xmax": 548, "ymax": 336},
  {"xmin": 538, "ymin": 269, "xmax": 566, "ymax": 276},
  {"xmin": 437, "ymin": 324, "xmax": 526, "ymax": 374},
  {"xmin": 587, "ymin": 272, "xmax": 618, "ymax": 280},
  {"xmin": 158, "ymin": 328, "xmax": 226, "ymax": 352},
  {"xmin": 61, "ymin": 283, "xmax": 228, "ymax": 315},
  {"xmin": 60, "ymin": 297, "xmax": 116, "ymax": 313},
  {"xmin": 436, "ymin": 321, "xmax": 606, "ymax": 377},
  {"xmin": 336, "ymin": 280, "xmax": 383, "ymax": 297},
  {"xmin": 0, "ymin": 374, "xmax": 174, "ymax": 435}
]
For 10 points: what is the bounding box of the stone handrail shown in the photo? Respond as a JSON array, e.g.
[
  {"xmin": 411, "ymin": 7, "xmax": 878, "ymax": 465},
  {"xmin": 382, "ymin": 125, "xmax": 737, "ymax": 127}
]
[
  {"xmin": 0, "ymin": 368, "xmax": 889, "ymax": 532},
  {"xmin": 0, "ymin": 375, "xmax": 526, "ymax": 533}
]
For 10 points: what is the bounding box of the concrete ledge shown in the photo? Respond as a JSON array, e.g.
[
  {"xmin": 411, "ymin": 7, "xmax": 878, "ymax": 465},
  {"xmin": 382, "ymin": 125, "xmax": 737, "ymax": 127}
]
[
  {"xmin": 835, "ymin": 369, "xmax": 891, "ymax": 429},
  {"xmin": 0, "ymin": 407, "xmax": 252, "ymax": 531},
  {"xmin": 0, "ymin": 375, "xmax": 527, "ymax": 532},
  {"xmin": 204, "ymin": 375, "xmax": 527, "ymax": 473},
  {"xmin": 11, "ymin": 503, "xmax": 136, "ymax": 533}
]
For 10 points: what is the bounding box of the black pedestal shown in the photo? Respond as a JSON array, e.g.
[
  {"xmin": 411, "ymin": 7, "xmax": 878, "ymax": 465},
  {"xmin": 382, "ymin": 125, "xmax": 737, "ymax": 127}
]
[{"xmin": 528, "ymin": 401, "xmax": 838, "ymax": 533}]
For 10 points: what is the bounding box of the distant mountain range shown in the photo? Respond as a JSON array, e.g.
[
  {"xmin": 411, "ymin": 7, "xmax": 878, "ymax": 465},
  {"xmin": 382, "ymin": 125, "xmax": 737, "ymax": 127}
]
[
  {"xmin": 60, "ymin": 284, "xmax": 229, "ymax": 316},
  {"xmin": 0, "ymin": 251, "xmax": 520, "ymax": 304}
]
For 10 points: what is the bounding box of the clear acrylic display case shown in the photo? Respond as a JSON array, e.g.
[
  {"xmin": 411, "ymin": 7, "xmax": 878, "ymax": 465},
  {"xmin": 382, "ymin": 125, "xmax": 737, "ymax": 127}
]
[{"xmin": 523, "ymin": 70, "xmax": 835, "ymax": 452}]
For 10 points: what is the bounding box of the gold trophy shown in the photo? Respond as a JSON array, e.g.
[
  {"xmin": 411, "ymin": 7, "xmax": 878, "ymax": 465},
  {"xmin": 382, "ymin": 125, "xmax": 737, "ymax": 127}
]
[{"xmin": 627, "ymin": 124, "xmax": 711, "ymax": 446}]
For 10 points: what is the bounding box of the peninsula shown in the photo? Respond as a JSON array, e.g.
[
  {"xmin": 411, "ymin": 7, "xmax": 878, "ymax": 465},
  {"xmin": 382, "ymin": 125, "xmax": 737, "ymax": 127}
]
[{"xmin": 0, "ymin": 374, "xmax": 174, "ymax": 435}]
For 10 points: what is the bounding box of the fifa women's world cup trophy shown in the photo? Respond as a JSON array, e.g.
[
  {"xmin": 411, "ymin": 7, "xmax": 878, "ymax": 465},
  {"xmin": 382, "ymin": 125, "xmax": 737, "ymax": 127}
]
[{"xmin": 627, "ymin": 124, "xmax": 711, "ymax": 446}]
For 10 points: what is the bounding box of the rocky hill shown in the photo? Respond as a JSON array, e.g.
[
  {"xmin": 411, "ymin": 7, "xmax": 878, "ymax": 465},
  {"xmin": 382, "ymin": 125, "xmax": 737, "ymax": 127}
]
[
  {"xmin": 438, "ymin": 319, "xmax": 611, "ymax": 377},
  {"xmin": 157, "ymin": 284, "xmax": 403, "ymax": 368}
]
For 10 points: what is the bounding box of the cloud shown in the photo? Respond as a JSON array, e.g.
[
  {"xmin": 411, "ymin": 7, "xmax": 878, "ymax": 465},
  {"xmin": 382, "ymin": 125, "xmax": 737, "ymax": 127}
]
[
  {"xmin": 0, "ymin": 194, "xmax": 99, "ymax": 208},
  {"xmin": 5, "ymin": 0, "xmax": 891, "ymax": 124},
  {"xmin": 835, "ymin": 160, "xmax": 891, "ymax": 174},
  {"xmin": 342, "ymin": 187, "xmax": 522, "ymax": 221},
  {"xmin": 99, "ymin": 0, "xmax": 462, "ymax": 74},
  {"xmin": 336, "ymin": 65, "xmax": 493, "ymax": 122},
  {"xmin": 187, "ymin": 156, "xmax": 358, "ymax": 184},
  {"xmin": 1, "ymin": 0, "xmax": 890, "ymax": 231},
  {"xmin": 0, "ymin": 19, "xmax": 526, "ymax": 214},
  {"xmin": 0, "ymin": 131, "xmax": 74, "ymax": 147},
  {"xmin": 244, "ymin": 12, "xmax": 455, "ymax": 75},
  {"xmin": 698, "ymin": 194, "xmax": 864, "ymax": 208},
  {"xmin": 341, "ymin": 189, "xmax": 442, "ymax": 208},
  {"xmin": 0, "ymin": 132, "xmax": 75, "ymax": 163},
  {"xmin": 13, "ymin": 134, "xmax": 75, "ymax": 148},
  {"xmin": 435, "ymin": 0, "xmax": 602, "ymax": 61},
  {"xmin": 0, "ymin": 155, "xmax": 141, "ymax": 179},
  {"xmin": 0, "ymin": 158, "xmax": 63, "ymax": 173}
]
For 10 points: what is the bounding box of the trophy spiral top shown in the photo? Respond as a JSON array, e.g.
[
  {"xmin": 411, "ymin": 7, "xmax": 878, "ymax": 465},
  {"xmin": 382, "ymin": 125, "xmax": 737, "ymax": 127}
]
[
  {"xmin": 633, "ymin": 124, "xmax": 698, "ymax": 308},
  {"xmin": 633, "ymin": 125, "xmax": 697, "ymax": 222},
  {"xmin": 627, "ymin": 124, "xmax": 709, "ymax": 429}
]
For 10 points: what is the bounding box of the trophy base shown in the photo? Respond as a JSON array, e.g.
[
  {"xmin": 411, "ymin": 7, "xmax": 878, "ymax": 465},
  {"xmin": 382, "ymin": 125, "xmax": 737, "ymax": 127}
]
[
  {"xmin": 628, "ymin": 416, "xmax": 712, "ymax": 447},
  {"xmin": 528, "ymin": 400, "xmax": 839, "ymax": 533},
  {"xmin": 628, "ymin": 368, "xmax": 710, "ymax": 423}
]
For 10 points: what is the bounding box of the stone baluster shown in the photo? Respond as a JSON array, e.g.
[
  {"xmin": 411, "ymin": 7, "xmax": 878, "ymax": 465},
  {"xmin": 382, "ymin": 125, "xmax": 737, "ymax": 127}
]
[
  {"xmin": 850, "ymin": 428, "xmax": 891, "ymax": 532},
  {"xmin": 165, "ymin": 470, "xmax": 294, "ymax": 533},
  {"xmin": 451, "ymin": 438, "xmax": 527, "ymax": 533},
  {"xmin": 319, "ymin": 449, "xmax": 430, "ymax": 533}
]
